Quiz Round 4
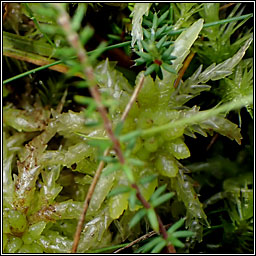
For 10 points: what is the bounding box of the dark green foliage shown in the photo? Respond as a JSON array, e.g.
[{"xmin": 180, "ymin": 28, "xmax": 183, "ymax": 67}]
[
  {"xmin": 136, "ymin": 218, "xmax": 194, "ymax": 253},
  {"xmin": 133, "ymin": 8, "xmax": 177, "ymax": 79},
  {"xmin": 196, "ymin": 3, "xmax": 253, "ymax": 65}
]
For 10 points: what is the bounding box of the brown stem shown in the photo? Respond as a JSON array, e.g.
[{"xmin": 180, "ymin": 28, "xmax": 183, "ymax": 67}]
[
  {"xmin": 72, "ymin": 76, "xmax": 145, "ymax": 252},
  {"xmin": 56, "ymin": 89, "xmax": 68, "ymax": 114},
  {"xmin": 71, "ymin": 148, "xmax": 109, "ymax": 253},
  {"xmin": 174, "ymin": 52, "xmax": 195, "ymax": 88},
  {"xmin": 206, "ymin": 133, "xmax": 219, "ymax": 151},
  {"xmin": 219, "ymin": 3, "xmax": 235, "ymax": 11},
  {"xmin": 131, "ymin": 183, "xmax": 151, "ymax": 209},
  {"xmin": 121, "ymin": 75, "xmax": 145, "ymax": 121},
  {"xmin": 113, "ymin": 223, "xmax": 172, "ymax": 253},
  {"xmin": 157, "ymin": 215, "xmax": 176, "ymax": 253},
  {"xmin": 3, "ymin": 51, "xmax": 83, "ymax": 77},
  {"xmin": 89, "ymin": 86, "xmax": 125, "ymax": 164},
  {"xmin": 131, "ymin": 184, "xmax": 176, "ymax": 253},
  {"xmin": 55, "ymin": 3, "xmax": 125, "ymax": 165},
  {"xmin": 54, "ymin": 6, "xmax": 123, "ymax": 252},
  {"xmin": 54, "ymin": 4, "xmax": 171, "ymax": 254}
]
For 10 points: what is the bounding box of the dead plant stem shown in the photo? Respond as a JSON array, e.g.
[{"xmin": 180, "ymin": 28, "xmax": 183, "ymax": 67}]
[
  {"xmin": 113, "ymin": 223, "xmax": 172, "ymax": 253},
  {"xmin": 71, "ymin": 75, "xmax": 145, "ymax": 252},
  {"xmin": 71, "ymin": 148, "xmax": 109, "ymax": 252}
]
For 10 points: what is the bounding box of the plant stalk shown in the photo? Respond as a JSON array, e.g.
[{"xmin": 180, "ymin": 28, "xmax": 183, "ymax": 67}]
[{"xmin": 54, "ymin": 4, "xmax": 165, "ymax": 253}]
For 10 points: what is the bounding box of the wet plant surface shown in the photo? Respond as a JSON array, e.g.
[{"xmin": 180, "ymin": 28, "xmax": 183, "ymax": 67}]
[{"xmin": 2, "ymin": 3, "xmax": 253, "ymax": 253}]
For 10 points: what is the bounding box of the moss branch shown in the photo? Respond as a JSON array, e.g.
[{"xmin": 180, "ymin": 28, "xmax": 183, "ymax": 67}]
[
  {"xmin": 71, "ymin": 74, "xmax": 146, "ymax": 252},
  {"xmin": 142, "ymin": 94, "xmax": 253, "ymax": 137},
  {"xmin": 54, "ymin": 4, "xmax": 170, "ymax": 254}
]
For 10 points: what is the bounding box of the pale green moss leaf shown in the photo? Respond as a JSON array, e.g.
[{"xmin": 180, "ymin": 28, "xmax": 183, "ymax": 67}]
[{"xmin": 131, "ymin": 3, "xmax": 152, "ymax": 47}]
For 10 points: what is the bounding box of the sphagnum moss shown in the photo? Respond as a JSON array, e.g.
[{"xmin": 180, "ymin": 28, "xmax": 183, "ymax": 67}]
[{"xmin": 3, "ymin": 3, "xmax": 253, "ymax": 253}]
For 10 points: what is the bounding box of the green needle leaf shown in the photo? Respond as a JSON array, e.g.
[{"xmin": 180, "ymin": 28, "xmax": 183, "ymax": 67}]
[
  {"xmin": 86, "ymin": 139, "xmax": 112, "ymax": 151},
  {"xmin": 3, "ymin": 41, "xmax": 131, "ymax": 84},
  {"xmin": 156, "ymin": 24, "xmax": 168, "ymax": 38},
  {"xmin": 168, "ymin": 218, "xmax": 186, "ymax": 234},
  {"xmin": 98, "ymin": 155, "xmax": 118, "ymax": 164},
  {"xmin": 136, "ymin": 236, "xmax": 163, "ymax": 253},
  {"xmin": 144, "ymin": 63, "xmax": 158, "ymax": 76},
  {"xmin": 74, "ymin": 95, "xmax": 94, "ymax": 105},
  {"xmin": 168, "ymin": 236, "xmax": 185, "ymax": 248},
  {"xmin": 141, "ymin": 40, "xmax": 151, "ymax": 52},
  {"xmin": 142, "ymin": 19, "xmax": 152, "ymax": 28},
  {"xmin": 162, "ymin": 45, "xmax": 174, "ymax": 60},
  {"xmin": 172, "ymin": 230, "xmax": 195, "ymax": 238},
  {"xmin": 142, "ymin": 95, "xmax": 252, "ymax": 137},
  {"xmin": 127, "ymin": 158, "xmax": 145, "ymax": 167},
  {"xmin": 150, "ymin": 184, "xmax": 167, "ymax": 202},
  {"xmin": 152, "ymin": 12, "xmax": 158, "ymax": 29},
  {"xmin": 167, "ymin": 13, "xmax": 253, "ymax": 36},
  {"xmin": 162, "ymin": 63, "xmax": 177, "ymax": 74},
  {"xmin": 135, "ymin": 51, "xmax": 153, "ymax": 61},
  {"xmin": 24, "ymin": 3, "xmax": 56, "ymax": 48},
  {"xmin": 71, "ymin": 3, "xmax": 87, "ymax": 31},
  {"xmin": 151, "ymin": 240, "xmax": 167, "ymax": 253},
  {"xmin": 143, "ymin": 28, "xmax": 151, "ymax": 39},
  {"xmin": 129, "ymin": 208, "xmax": 147, "ymax": 229},
  {"xmin": 102, "ymin": 163, "xmax": 121, "ymax": 177},
  {"xmin": 162, "ymin": 41, "xmax": 174, "ymax": 48},
  {"xmin": 129, "ymin": 189, "xmax": 137, "ymax": 210},
  {"xmin": 158, "ymin": 10, "xmax": 170, "ymax": 25},
  {"xmin": 114, "ymin": 121, "xmax": 124, "ymax": 136},
  {"xmin": 108, "ymin": 185, "xmax": 131, "ymax": 198},
  {"xmin": 89, "ymin": 41, "xmax": 108, "ymax": 63},
  {"xmin": 135, "ymin": 57, "xmax": 147, "ymax": 66},
  {"xmin": 122, "ymin": 165, "xmax": 135, "ymax": 183},
  {"xmin": 139, "ymin": 174, "xmax": 158, "ymax": 185},
  {"xmin": 151, "ymin": 192, "xmax": 175, "ymax": 208},
  {"xmin": 80, "ymin": 26, "xmax": 94, "ymax": 45},
  {"xmin": 156, "ymin": 35, "xmax": 168, "ymax": 49},
  {"xmin": 87, "ymin": 243, "xmax": 130, "ymax": 253},
  {"xmin": 147, "ymin": 207, "xmax": 159, "ymax": 232}
]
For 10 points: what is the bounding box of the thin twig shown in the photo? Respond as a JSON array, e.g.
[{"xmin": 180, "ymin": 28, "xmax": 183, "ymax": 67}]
[
  {"xmin": 55, "ymin": 3, "xmax": 125, "ymax": 164},
  {"xmin": 121, "ymin": 75, "xmax": 145, "ymax": 121},
  {"xmin": 72, "ymin": 75, "xmax": 145, "ymax": 252},
  {"xmin": 56, "ymin": 89, "xmax": 68, "ymax": 114},
  {"xmin": 174, "ymin": 51, "xmax": 195, "ymax": 88},
  {"xmin": 54, "ymin": 4, "xmax": 172, "ymax": 253},
  {"xmin": 3, "ymin": 42, "xmax": 131, "ymax": 85},
  {"xmin": 113, "ymin": 223, "xmax": 172, "ymax": 253},
  {"xmin": 89, "ymin": 86, "xmax": 125, "ymax": 164},
  {"xmin": 206, "ymin": 133, "xmax": 219, "ymax": 151},
  {"xmin": 3, "ymin": 51, "xmax": 78, "ymax": 78},
  {"xmin": 157, "ymin": 215, "xmax": 176, "ymax": 253},
  {"xmin": 72, "ymin": 148, "xmax": 109, "ymax": 253},
  {"xmin": 131, "ymin": 184, "xmax": 176, "ymax": 253},
  {"xmin": 219, "ymin": 3, "xmax": 235, "ymax": 11}
]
